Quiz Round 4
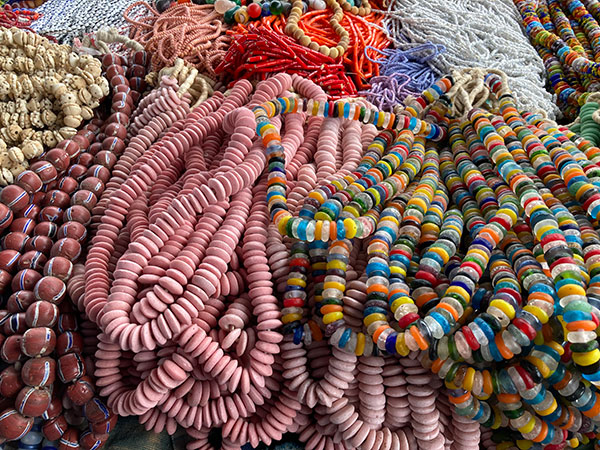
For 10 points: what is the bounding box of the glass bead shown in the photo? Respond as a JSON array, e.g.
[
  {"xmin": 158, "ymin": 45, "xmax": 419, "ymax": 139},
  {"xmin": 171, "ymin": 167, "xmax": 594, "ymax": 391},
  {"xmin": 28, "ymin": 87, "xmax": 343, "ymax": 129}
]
[{"xmin": 567, "ymin": 330, "xmax": 596, "ymax": 343}]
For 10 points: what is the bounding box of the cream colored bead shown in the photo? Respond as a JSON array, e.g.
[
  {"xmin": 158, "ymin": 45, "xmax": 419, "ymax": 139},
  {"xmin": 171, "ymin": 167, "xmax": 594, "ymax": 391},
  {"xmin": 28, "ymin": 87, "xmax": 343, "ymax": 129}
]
[{"xmin": 8, "ymin": 146, "xmax": 24, "ymax": 164}]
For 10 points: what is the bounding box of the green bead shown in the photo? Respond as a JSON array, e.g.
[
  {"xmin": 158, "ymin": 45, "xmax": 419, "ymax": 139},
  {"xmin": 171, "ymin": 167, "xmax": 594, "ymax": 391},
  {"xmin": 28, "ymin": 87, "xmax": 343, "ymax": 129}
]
[
  {"xmin": 270, "ymin": 0, "xmax": 283, "ymax": 14},
  {"xmin": 224, "ymin": 6, "xmax": 239, "ymax": 23}
]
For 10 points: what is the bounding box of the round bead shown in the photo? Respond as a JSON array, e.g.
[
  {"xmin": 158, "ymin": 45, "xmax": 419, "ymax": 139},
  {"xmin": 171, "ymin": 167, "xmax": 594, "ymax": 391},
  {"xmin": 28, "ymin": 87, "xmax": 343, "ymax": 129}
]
[
  {"xmin": 56, "ymin": 331, "xmax": 84, "ymax": 356},
  {"xmin": 0, "ymin": 409, "xmax": 34, "ymax": 440},
  {"xmin": 21, "ymin": 357, "xmax": 56, "ymax": 387},
  {"xmin": 0, "ymin": 335, "xmax": 22, "ymax": 363},
  {"xmin": 34, "ymin": 276, "xmax": 66, "ymax": 304},
  {"xmin": 66, "ymin": 377, "xmax": 94, "ymax": 406},
  {"xmin": 21, "ymin": 327, "xmax": 56, "ymax": 357},
  {"xmin": 1, "ymin": 185, "xmax": 30, "ymax": 212},
  {"xmin": 26, "ymin": 301, "xmax": 59, "ymax": 327},
  {"xmin": 15, "ymin": 386, "xmax": 52, "ymax": 417},
  {"xmin": 0, "ymin": 366, "xmax": 23, "ymax": 397},
  {"xmin": 57, "ymin": 353, "xmax": 85, "ymax": 383}
]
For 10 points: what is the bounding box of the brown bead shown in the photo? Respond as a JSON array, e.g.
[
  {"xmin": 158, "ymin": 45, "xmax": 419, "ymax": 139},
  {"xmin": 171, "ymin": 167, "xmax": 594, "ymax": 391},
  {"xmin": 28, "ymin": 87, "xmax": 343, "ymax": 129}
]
[
  {"xmin": 80, "ymin": 430, "xmax": 106, "ymax": 450},
  {"xmin": 80, "ymin": 177, "xmax": 105, "ymax": 197},
  {"xmin": 71, "ymin": 190, "xmax": 98, "ymax": 210},
  {"xmin": 83, "ymin": 398, "xmax": 111, "ymax": 423},
  {"xmin": 59, "ymin": 427, "xmax": 81, "ymax": 450},
  {"xmin": 24, "ymin": 236, "xmax": 54, "ymax": 255},
  {"xmin": 44, "ymin": 190, "xmax": 71, "ymax": 209},
  {"xmin": 56, "ymin": 331, "xmax": 84, "ymax": 356},
  {"xmin": 0, "ymin": 269, "xmax": 12, "ymax": 293},
  {"xmin": 18, "ymin": 204, "xmax": 40, "ymax": 220},
  {"xmin": 66, "ymin": 164, "xmax": 87, "ymax": 181},
  {"xmin": 30, "ymin": 161, "xmax": 58, "ymax": 184},
  {"xmin": 39, "ymin": 206, "xmax": 64, "ymax": 223},
  {"xmin": 34, "ymin": 222, "xmax": 58, "ymax": 238},
  {"xmin": 57, "ymin": 222, "xmax": 87, "ymax": 243},
  {"xmin": 16, "ymin": 170, "xmax": 43, "ymax": 194},
  {"xmin": 56, "ymin": 140, "xmax": 81, "ymax": 159},
  {"xmin": 102, "ymin": 53, "xmax": 122, "ymax": 69},
  {"xmin": 90, "ymin": 413, "xmax": 117, "ymax": 435},
  {"xmin": 101, "ymin": 136, "xmax": 126, "ymax": 155},
  {"xmin": 4, "ymin": 312, "xmax": 26, "ymax": 334},
  {"xmin": 11, "ymin": 269, "xmax": 42, "ymax": 291},
  {"xmin": 51, "ymin": 238, "xmax": 81, "ymax": 261},
  {"xmin": 42, "ymin": 395, "xmax": 62, "ymax": 420},
  {"xmin": 21, "ymin": 356, "xmax": 56, "ymax": 387},
  {"xmin": 77, "ymin": 152, "xmax": 94, "ymax": 167}
]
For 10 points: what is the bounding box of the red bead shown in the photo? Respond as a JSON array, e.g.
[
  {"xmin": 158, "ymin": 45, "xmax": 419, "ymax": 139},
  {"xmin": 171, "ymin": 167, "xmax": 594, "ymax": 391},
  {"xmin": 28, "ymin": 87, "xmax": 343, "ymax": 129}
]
[
  {"xmin": 56, "ymin": 140, "xmax": 81, "ymax": 160},
  {"xmin": 45, "ymin": 149, "xmax": 70, "ymax": 172},
  {"xmin": 57, "ymin": 176, "xmax": 79, "ymax": 195},
  {"xmin": 105, "ymin": 64, "xmax": 125, "ymax": 79},
  {"xmin": 34, "ymin": 276, "xmax": 66, "ymax": 304},
  {"xmin": 59, "ymin": 428, "xmax": 81, "ymax": 450},
  {"xmin": 66, "ymin": 164, "xmax": 88, "ymax": 181},
  {"xmin": 0, "ymin": 409, "xmax": 34, "ymax": 440},
  {"xmin": 71, "ymin": 190, "xmax": 98, "ymax": 210},
  {"xmin": 0, "ymin": 249, "xmax": 21, "ymax": 273},
  {"xmin": 0, "ymin": 335, "xmax": 23, "ymax": 363},
  {"xmin": 0, "ymin": 204, "xmax": 13, "ymax": 230},
  {"xmin": 12, "ymin": 268, "xmax": 42, "ymax": 291},
  {"xmin": 248, "ymin": 2, "xmax": 261, "ymax": 17},
  {"xmin": 18, "ymin": 204, "xmax": 40, "ymax": 220},
  {"xmin": 24, "ymin": 236, "xmax": 53, "ymax": 255},
  {"xmin": 1, "ymin": 185, "xmax": 30, "ymax": 212},
  {"xmin": 39, "ymin": 206, "xmax": 64, "ymax": 223},
  {"xmin": 16, "ymin": 170, "xmax": 43, "ymax": 194},
  {"xmin": 43, "ymin": 257, "xmax": 73, "ymax": 281},
  {"xmin": 42, "ymin": 414, "xmax": 67, "ymax": 441},
  {"xmin": 83, "ymin": 398, "xmax": 111, "ymax": 423},
  {"xmin": 67, "ymin": 376, "xmax": 95, "ymax": 405},
  {"xmin": 21, "ymin": 326, "xmax": 56, "ymax": 357},
  {"xmin": 80, "ymin": 177, "xmax": 105, "ymax": 197},
  {"xmin": 87, "ymin": 165, "xmax": 111, "ymax": 184},
  {"xmin": 10, "ymin": 217, "xmax": 36, "ymax": 234},
  {"xmin": 51, "ymin": 238, "xmax": 81, "ymax": 261},
  {"xmin": 15, "ymin": 385, "xmax": 52, "ymax": 416},
  {"xmin": 30, "ymin": 161, "xmax": 58, "ymax": 184},
  {"xmin": 57, "ymin": 352, "xmax": 85, "ymax": 383},
  {"xmin": 80, "ymin": 430, "xmax": 106, "ymax": 450},
  {"xmin": 42, "ymin": 395, "xmax": 62, "ymax": 420},
  {"xmin": 56, "ymin": 331, "xmax": 84, "ymax": 356},
  {"xmin": 21, "ymin": 356, "xmax": 56, "ymax": 387},
  {"xmin": 44, "ymin": 190, "xmax": 71, "ymax": 209},
  {"xmin": 26, "ymin": 301, "xmax": 59, "ymax": 327},
  {"xmin": 34, "ymin": 222, "xmax": 58, "ymax": 238},
  {"xmin": 0, "ymin": 366, "xmax": 23, "ymax": 397},
  {"xmin": 17, "ymin": 250, "xmax": 47, "ymax": 271},
  {"xmin": 7, "ymin": 290, "xmax": 36, "ymax": 313},
  {"xmin": 57, "ymin": 221, "xmax": 87, "ymax": 242}
]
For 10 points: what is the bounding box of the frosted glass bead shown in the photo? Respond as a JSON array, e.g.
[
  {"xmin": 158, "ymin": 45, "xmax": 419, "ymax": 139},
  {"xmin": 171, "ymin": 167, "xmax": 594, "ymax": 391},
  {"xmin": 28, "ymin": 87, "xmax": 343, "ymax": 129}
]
[
  {"xmin": 322, "ymin": 288, "xmax": 343, "ymax": 299},
  {"xmin": 321, "ymin": 220, "xmax": 330, "ymax": 242},
  {"xmin": 424, "ymin": 315, "xmax": 445, "ymax": 339},
  {"xmin": 377, "ymin": 328, "xmax": 394, "ymax": 350},
  {"xmin": 404, "ymin": 329, "xmax": 419, "ymax": 351},
  {"xmin": 566, "ymin": 330, "xmax": 596, "ymax": 343},
  {"xmin": 303, "ymin": 323, "xmax": 312, "ymax": 346}
]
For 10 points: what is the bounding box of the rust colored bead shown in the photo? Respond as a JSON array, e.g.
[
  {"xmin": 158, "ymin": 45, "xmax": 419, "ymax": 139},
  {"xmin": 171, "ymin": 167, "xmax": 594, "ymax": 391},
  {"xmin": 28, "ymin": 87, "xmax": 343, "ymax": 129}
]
[
  {"xmin": 56, "ymin": 140, "xmax": 81, "ymax": 159},
  {"xmin": 15, "ymin": 385, "xmax": 52, "ymax": 416},
  {"xmin": 50, "ymin": 238, "xmax": 81, "ymax": 261},
  {"xmin": 39, "ymin": 206, "xmax": 64, "ymax": 223},
  {"xmin": 24, "ymin": 236, "xmax": 54, "ymax": 255},
  {"xmin": 43, "ymin": 257, "xmax": 73, "ymax": 281},
  {"xmin": 0, "ymin": 204, "xmax": 13, "ymax": 230},
  {"xmin": 63, "ymin": 205, "xmax": 91, "ymax": 226},
  {"xmin": 34, "ymin": 276, "xmax": 66, "ymax": 304},
  {"xmin": 80, "ymin": 177, "xmax": 105, "ymax": 197},
  {"xmin": 4, "ymin": 312, "xmax": 26, "ymax": 334},
  {"xmin": 26, "ymin": 301, "xmax": 59, "ymax": 327},
  {"xmin": 42, "ymin": 414, "xmax": 67, "ymax": 441},
  {"xmin": 16, "ymin": 170, "xmax": 43, "ymax": 194},
  {"xmin": 7, "ymin": 290, "xmax": 36, "ymax": 313},
  {"xmin": 0, "ymin": 409, "xmax": 33, "ymax": 440},
  {"xmin": 10, "ymin": 217, "xmax": 36, "ymax": 235},
  {"xmin": 105, "ymin": 64, "xmax": 125, "ymax": 79},
  {"xmin": 86, "ymin": 165, "xmax": 111, "ymax": 184},
  {"xmin": 21, "ymin": 326, "xmax": 56, "ymax": 357},
  {"xmin": 18, "ymin": 204, "xmax": 40, "ymax": 220},
  {"xmin": 57, "ymin": 222, "xmax": 87, "ymax": 243},
  {"xmin": 34, "ymin": 222, "xmax": 58, "ymax": 238},
  {"xmin": 57, "ymin": 352, "xmax": 85, "ymax": 383},
  {"xmin": 1, "ymin": 185, "xmax": 30, "ymax": 212},
  {"xmin": 0, "ymin": 249, "xmax": 21, "ymax": 273},
  {"xmin": 80, "ymin": 430, "xmax": 106, "ymax": 450},
  {"xmin": 18, "ymin": 250, "xmax": 47, "ymax": 271},
  {"xmin": 59, "ymin": 427, "xmax": 81, "ymax": 450},
  {"xmin": 71, "ymin": 134, "xmax": 91, "ymax": 151},
  {"xmin": 30, "ymin": 161, "xmax": 58, "ymax": 184},
  {"xmin": 21, "ymin": 356, "xmax": 56, "ymax": 387},
  {"xmin": 56, "ymin": 331, "xmax": 84, "ymax": 356},
  {"xmin": 94, "ymin": 151, "xmax": 117, "ymax": 170},
  {"xmin": 71, "ymin": 190, "xmax": 98, "ymax": 210},
  {"xmin": 90, "ymin": 413, "xmax": 117, "ymax": 435},
  {"xmin": 11, "ymin": 268, "xmax": 42, "ymax": 291},
  {"xmin": 102, "ymin": 53, "xmax": 122, "ymax": 68},
  {"xmin": 83, "ymin": 398, "xmax": 111, "ymax": 423},
  {"xmin": 67, "ymin": 376, "xmax": 95, "ymax": 405},
  {"xmin": 0, "ymin": 335, "xmax": 23, "ymax": 363},
  {"xmin": 89, "ymin": 142, "xmax": 103, "ymax": 156},
  {"xmin": 0, "ymin": 366, "xmax": 23, "ymax": 398},
  {"xmin": 42, "ymin": 395, "xmax": 62, "ymax": 420},
  {"xmin": 0, "ymin": 269, "xmax": 12, "ymax": 293},
  {"xmin": 2, "ymin": 232, "xmax": 28, "ymax": 252},
  {"xmin": 57, "ymin": 177, "xmax": 79, "ymax": 196},
  {"xmin": 66, "ymin": 164, "xmax": 87, "ymax": 181},
  {"xmin": 44, "ymin": 190, "xmax": 71, "ymax": 209},
  {"xmin": 57, "ymin": 313, "xmax": 78, "ymax": 332},
  {"xmin": 45, "ymin": 149, "xmax": 71, "ymax": 173}
]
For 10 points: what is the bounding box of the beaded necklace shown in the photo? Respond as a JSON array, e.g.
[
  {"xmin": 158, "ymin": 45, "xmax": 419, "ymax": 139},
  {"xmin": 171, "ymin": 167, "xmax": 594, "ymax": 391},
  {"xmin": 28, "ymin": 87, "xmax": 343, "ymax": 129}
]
[{"xmin": 256, "ymin": 70, "xmax": 600, "ymax": 448}]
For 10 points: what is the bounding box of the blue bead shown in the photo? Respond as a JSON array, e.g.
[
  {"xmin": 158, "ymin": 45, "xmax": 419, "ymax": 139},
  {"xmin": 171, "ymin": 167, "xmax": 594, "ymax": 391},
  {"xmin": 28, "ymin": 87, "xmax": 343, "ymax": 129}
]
[
  {"xmin": 339, "ymin": 328, "xmax": 352, "ymax": 348},
  {"xmin": 430, "ymin": 311, "xmax": 450, "ymax": 334},
  {"xmin": 336, "ymin": 220, "xmax": 345, "ymax": 240},
  {"xmin": 474, "ymin": 317, "xmax": 494, "ymax": 341},
  {"xmin": 488, "ymin": 341, "xmax": 504, "ymax": 362},
  {"xmin": 385, "ymin": 333, "xmax": 397, "ymax": 354},
  {"xmin": 293, "ymin": 326, "xmax": 303, "ymax": 345}
]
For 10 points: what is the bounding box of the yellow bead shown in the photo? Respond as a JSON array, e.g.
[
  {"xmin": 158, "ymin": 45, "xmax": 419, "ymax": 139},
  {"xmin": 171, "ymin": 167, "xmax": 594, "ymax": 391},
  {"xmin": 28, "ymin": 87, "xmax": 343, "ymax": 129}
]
[
  {"xmin": 517, "ymin": 440, "xmax": 533, "ymax": 450},
  {"xmin": 518, "ymin": 415, "xmax": 536, "ymax": 434},
  {"xmin": 489, "ymin": 299, "xmax": 515, "ymax": 320},
  {"xmin": 282, "ymin": 313, "xmax": 302, "ymax": 324},
  {"xmin": 327, "ymin": 259, "xmax": 347, "ymax": 271},
  {"xmin": 278, "ymin": 215, "xmax": 291, "ymax": 235},
  {"xmin": 314, "ymin": 211, "xmax": 331, "ymax": 221},
  {"xmin": 395, "ymin": 332, "xmax": 409, "ymax": 356},
  {"xmin": 323, "ymin": 311, "xmax": 343, "ymax": 324},
  {"xmin": 355, "ymin": 333, "xmax": 365, "ymax": 355},
  {"xmin": 391, "ymin": 297, "xmax": 414, "ymax": 313},
  {"xmin": 344, "ymin": 218, "xmax": 357, "ymax": 239},
  {"xmin": 364, "ymin": 313, "xmax": 387, "ymax": 327},
  {"xmin": 288, "ymin": 278, "xmax": 306, "ymax": 288},
  {"xmin": 572, "ymin": 349, "xmax": 600, "ymax": 366},
  {"xmin": 463, "ymin": 367, "xmax": 476, "ymax": 391},
  {"xmin": 524, "ymin": 305, "xmax": 549, "ymax": 324},
  {"xmin": 309, "ymin": 191, "xmax": 325, "ymax": 204}
]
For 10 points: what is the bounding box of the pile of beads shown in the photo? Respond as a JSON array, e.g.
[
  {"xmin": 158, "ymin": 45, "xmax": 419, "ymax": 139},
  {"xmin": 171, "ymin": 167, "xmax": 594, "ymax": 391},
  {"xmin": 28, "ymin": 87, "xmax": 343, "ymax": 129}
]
[
  {"xmin": 0, "ymin": 48, "xmax": 150, "ymax": 448},
  {"xmin": 124, "ymin": 2, "xmax": 231, "ymax": 78},
  {"xmin": 216, "ymin": 25, "xmax": 357, "ymax": 96},
  {"xmin": 249, "ymin": 69, "xmax": 600, "ymax": 449},
  {"xmin": 0, "ymin": 27, "xmax": 109, "ymax": 186},
  {"xmin": 571, "ymin": 101, "xmax": 600, "ymax": 147},
  {"xmin": 0, "ymin": 5, "xmax": 40, "ymax": 31},
  {"xmin": 513, "ymin": 0, "xmax": 600, "ymax": 119},
  {"xmin": 30, "ymin": 0, "xmax": 151, "ymax": 44}
]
